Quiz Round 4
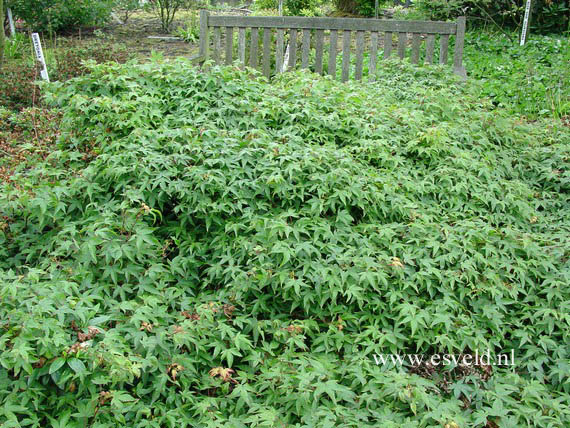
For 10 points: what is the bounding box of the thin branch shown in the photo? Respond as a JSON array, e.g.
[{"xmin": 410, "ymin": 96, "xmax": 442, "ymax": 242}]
[{"xmin": 469, "ymin": 5, "xmax": 514, "ymax": 42}]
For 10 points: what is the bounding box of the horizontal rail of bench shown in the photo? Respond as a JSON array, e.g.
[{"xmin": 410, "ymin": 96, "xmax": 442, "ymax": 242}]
[{"xmin": 207, "ymin": 16, "xmax": 458, "ymax": 35}]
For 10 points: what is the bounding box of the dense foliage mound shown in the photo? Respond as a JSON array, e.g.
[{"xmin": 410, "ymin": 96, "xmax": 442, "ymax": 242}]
[{"xmin": 1, "ymin": 60, "xmax": 569, "ymax": 427}]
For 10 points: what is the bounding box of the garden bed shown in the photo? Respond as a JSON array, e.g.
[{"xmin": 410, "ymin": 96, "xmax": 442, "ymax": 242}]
[{"xmin": 1, "ymin": 59, "xmax": 569, "ymax": 426}]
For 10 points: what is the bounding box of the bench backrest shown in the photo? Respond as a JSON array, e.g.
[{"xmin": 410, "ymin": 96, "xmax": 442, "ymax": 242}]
[{"xmin": 198, "ymin": 12, "xmax": 466, "ymax": 81}]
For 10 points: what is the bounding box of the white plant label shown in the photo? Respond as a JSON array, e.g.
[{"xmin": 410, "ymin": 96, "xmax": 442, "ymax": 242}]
[
  {"xmin": 282, "ymin": 43, "xmax": 290, "ymax": 73},
  {"xmin": 32, "ymin": 33, "xmax": 50, "ymax": 82},
  {"xmin": 7, "ymin": 8, "xmax": 16, "ymax": 36},
  {"xmin": 520, "ymin": 0, "xmax": 532, "ymax": 46}
]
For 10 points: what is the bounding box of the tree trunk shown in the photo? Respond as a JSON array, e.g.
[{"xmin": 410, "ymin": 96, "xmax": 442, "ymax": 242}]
[{"xmin": 0, "ymin": 0, "xmax": 5, "ymax": 70}]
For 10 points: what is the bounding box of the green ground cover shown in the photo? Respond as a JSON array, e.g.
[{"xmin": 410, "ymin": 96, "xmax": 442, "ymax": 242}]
[
  {"xmin": 0, "ymin": 56, "xmax": 569, "ymax": 426},
  {"xmin": 464, "ymin": 32, "xmax": 569, "ymax": 119}
]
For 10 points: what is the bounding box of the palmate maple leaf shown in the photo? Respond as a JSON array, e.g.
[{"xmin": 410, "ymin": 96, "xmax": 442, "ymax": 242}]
[{"xmin": 208, "ymin": 367, "xmax": 238, "ymax": 384}]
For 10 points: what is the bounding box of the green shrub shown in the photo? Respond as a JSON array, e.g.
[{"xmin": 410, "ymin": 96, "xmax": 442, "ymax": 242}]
[
  {"xmin": 8, "ymin": 0, "xmax": 115, "ymax": 33},
  {"xmin": 174, "ymin": 11, "xmax": 200, "ymax": 43},
  {"xmin": 285, "ymin": 0, "xmax": 322, "ymax": 15},
  {"xmin": 148, "ymin": 0, "xmax": 194, "ymax": 32},
  {"xmin": 2, "ymin": 33, "xmax": 29, "ymax": 62},
  {"xmin": 113, "ymin": 0, "xmax": 142, "ymax": 23},
  {"xmin": 414, "ymin": 0, "xmax": 467, "ymax": 21},
  {"xmin": 334, "ymin": 0, "xmax": 384, "ymax": 17},
  {"xmin": 415, "ymin": 0, "xmax": 569, "ymax": 33},
  {"xmin": 254, "ymin": 0, "xmax": 324, "ymax": 16},
  {"xmin": 391, "ymin": 5, "xmax": 431, "ymax": 20},
  {"xmin": 0, "ymin": 59, "xmax": 569, "ymax": 426},
  {"xmin": 253, "ymin": 0, "xmax": 277, "ymax": 10}
]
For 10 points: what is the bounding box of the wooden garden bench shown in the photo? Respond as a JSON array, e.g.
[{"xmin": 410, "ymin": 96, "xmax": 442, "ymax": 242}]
[{"xmin": 195, "ymin": 12, "xmax": 467, "ymax": 81}]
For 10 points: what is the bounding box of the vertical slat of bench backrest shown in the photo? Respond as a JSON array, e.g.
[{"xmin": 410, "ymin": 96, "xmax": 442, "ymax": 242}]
[
  {"xmin": 238, "ymin": 27, "xmax": 246, "ymax": 69},
  {"xmin": 328, "ymin": 30, "xmax": 338, "ymax": 77},
  {"xmin": 275, "ymin": 29, "xmax": 284, "ymax": 74},
  {"xmin": 355, "ymin": 31, "xmax": 365, "ymax": 80},
  {"xmin": 301, "ymin": 29, "xmax": 310, "ymax": 69},
  {"xmin": 199, "ymin": 10, "xmax": 209, "ymax": 61},
  {"xmin": 263, "ymin": 28, "xmax": 271, "ymax": 78},
  {"xmin": 202, "ymin": 14, "xmax": 465, "ymax": 80},
  {"xmin": 440, "ymin": 34, "xmax": 449, "ymax": 64},
  {"xmin": 288, "ymin": 29, "xmax": 298, "ymax": 70},
  {"xmin": 425, "ymin": 34, "xmax": 435, "ymax": 64},
  {"xmin": 341, "ymin": 30, "xmax": 351, "ymax": 81},
  {"xmin": 250, "ymin": 28, "xmax": 259, "ymax": 69},
  {"xmin": 397, "ymin": 32, "xmax": 406, "ymax": 59},
  {"xmin": 225, "ymin": 27, "xmax": 233, "ymax": 65},
  {"xmin": 213, "ymin": 26, "xmax": 221, "ymax": 65},
  {"xmin": 314, "ymin": 29, "xmax": 324, "ymax": 74},
  {"xmin": 384, "ymin": 32, "xmax": 392, "ymax": 59},
  {"xmin": 369, "ymin": 32, "xmax": 378, "ymax": 82},
  {"xmin": 453, "ymin": 16, "xmax": 466, "ymax": 77},
  {"xmin": 411, "ymin": 33, "xmax": 421, "ymax": 64}
]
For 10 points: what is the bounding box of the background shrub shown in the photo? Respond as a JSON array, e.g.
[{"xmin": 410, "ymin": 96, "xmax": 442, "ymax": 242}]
[
  {"xmin": 113, "ymin": 0, "xmax": 143, "ymax": 24},
  {"xmin": 7, "ymin": 0, "xmax": 115, "ymax": 33},
  {"xmin": 254, "ymin": 0, "xmax": 324, "ymax": 16},
  {"xmin": 1, "ymin": 33, "xmax": 28, "ymax": 62},
  {"xmin": 332, "ymin": 0, "xmax": 569, "ymax": 33},
  {"xmin": 334, "ymin": 0, "xmax": 377, "ymax": 16},
  {"xmin": 415, "ymin": 0, "xmax": 570, "ymax": 33},
  {"xmin": 148, "ymin": 0, "xmax": 194, "ymax": 32},
  {"xmin": 174, "ymin": 11, "xmax": 200, "ymax": 43}
]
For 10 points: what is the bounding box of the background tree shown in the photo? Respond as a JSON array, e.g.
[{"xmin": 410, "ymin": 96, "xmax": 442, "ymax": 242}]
[{"xmin": 150, "ymin": 0, "xmax": 193, "ymax": 32}]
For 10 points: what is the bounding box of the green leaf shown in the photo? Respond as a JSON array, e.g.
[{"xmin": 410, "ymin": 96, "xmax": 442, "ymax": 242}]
[
  {"xmin": 67, "ymin": 358, "xmax": 86, "ymax": 374},
  {"xmin": 49, "ymin": 357, "xmax": 66, "ymax": 375}
]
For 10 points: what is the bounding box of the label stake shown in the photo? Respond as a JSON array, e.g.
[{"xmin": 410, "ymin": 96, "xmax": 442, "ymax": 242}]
[
  {"xmin": 32, "ymin": 33, "xmax": 50, "ymax": 82},
  {"xmin": 7, "ymin": 8, "xmax": 16, "ymax": 36},
  {"xmin": 520, "ymin": 0, "xmax": 532, "ymax": 46}
]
